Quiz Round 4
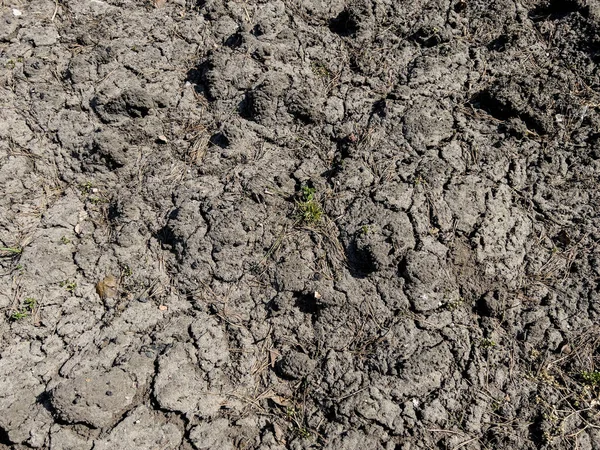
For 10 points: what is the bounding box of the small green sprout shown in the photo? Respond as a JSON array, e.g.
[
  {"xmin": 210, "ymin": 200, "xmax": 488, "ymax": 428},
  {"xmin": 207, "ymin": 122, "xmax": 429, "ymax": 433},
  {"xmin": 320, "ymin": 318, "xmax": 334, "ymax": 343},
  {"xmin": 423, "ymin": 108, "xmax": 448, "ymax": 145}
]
[
  {"xmin": 60, "ymin": 236, "xmax": 71, "ymax": 245},
  {"xmin": 581, "ymin": 371, "xmax": 600, "ymax": 386},
  {"xmin": 285, "ymin": 406, "xmax": 311, "ymax": 439},
  {"xmin": 89, "ymin": 196, "xmax": 108, "ymax": 205},
  {"xmin": 413, "ymin": 176, "xmax": 428, "ymax": 186},
  {"xmin": 10, "ymin": 298, "xmax": 36, "ymax": 321},
  {"xmin": 301, "ymin": 186, "xmax": 316, "ymax": 201},
  {"xmin": 79, "ymin": 181, "xmax": 93, "ymax": 195},
  {"xmin": 446, "ymin": 297, "xmax": 465, "ymax": 311},
  {"xmin": 60, "ymin": 280, "xmax": 77, "ymax": 293},
  {"xmin": 298, "ymin": 201, "xmax": 323, "ymax": 224},
  {"xmin": 24, "ymin": 297, "xmax": 36, "ymax": 311},
  {"xmin": 11, "ymin": 311, "xmax": 28, "ymax": 321},
  {"xmin": 310, "ymin": 60, "xmax": 331, "ymax": 79},
  {"xmin": 480, "ymin": 338, "xmax": 497, "ymax": 349},
  {"xmin": 0, "ymin": 246, "xmax": 22, "ymax": 255},
  {"xmin": 295, "ymin": 427, "xmax": 311, "ymax": 439},
  {"xmin": 296, "ymin": 186, "xmax": 323, "ymax": 225}
]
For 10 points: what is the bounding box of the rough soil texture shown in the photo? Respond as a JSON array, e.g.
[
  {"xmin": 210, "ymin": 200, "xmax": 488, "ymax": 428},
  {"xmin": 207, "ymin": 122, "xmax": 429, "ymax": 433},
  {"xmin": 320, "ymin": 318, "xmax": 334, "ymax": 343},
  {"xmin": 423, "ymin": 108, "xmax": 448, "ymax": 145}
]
[{"xmin": 1, "ymin": 0, "xmax": 600, "ymax": 448}]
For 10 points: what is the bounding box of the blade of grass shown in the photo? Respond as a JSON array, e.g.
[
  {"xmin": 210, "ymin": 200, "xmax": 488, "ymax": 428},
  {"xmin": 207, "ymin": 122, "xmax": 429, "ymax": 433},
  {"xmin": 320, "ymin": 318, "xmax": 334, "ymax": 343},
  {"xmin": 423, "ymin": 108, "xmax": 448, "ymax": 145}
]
[{"xmin": 0, "ymin": 247, "xmax": 22, "ymax": 255}]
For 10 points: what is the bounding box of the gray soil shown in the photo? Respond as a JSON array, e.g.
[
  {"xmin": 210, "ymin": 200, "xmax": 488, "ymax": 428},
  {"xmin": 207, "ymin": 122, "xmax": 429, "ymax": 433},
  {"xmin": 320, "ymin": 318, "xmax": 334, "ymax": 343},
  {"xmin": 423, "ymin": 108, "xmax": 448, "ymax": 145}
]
[{"xmin": 1, "ymin": 0, "xmax": 600, "ymax": 448}]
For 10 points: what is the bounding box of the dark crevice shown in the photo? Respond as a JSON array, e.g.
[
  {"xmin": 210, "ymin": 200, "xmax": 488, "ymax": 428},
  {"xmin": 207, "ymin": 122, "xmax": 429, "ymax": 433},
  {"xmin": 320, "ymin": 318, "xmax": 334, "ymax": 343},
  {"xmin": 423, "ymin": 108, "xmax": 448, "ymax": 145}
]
[
  {"xmin": 185, "ymin": 60, "xmax": 211, "ymax": 96},
  {"xmin": 487, "ymin": 34, "xmax": 510, "ymax": 52},
  {"xmin": 470, "ymin": 90, "xmax": 514, "ymax": 122},
  {"xmin": 209, "ymin": 132, "xmax": 230, "ymax": 149},
  {"xmin": 107, "ymin": 201, "xmax": 122, "ymax": 222},
  {"xmin": 152, "ymin": 216, "xmax": 186, "ymax": 261},
  {"xmin": 329, "ymin": 10, "xmax": 358, "ymax": 36},
  {"xmin": 470, "ymin": 90, "xmax": 547, "ymax": 136},
  {"xmin": 224, "ymin": 32, "xmax": 243, "ymax": 48},
  {"xmin": 293, "ymin": 291, "xmax": 324, "ymax": 318},
  {"xmin": 529, "ymin": 0, "xmax": 581, "ymax": 21},
  {"xmin": 0, "ymin": 425, "xmax": 12, "ymax": 445},
  {"xmin": 345, "ymin": 240, "xmax": 377, "ymax": 278},
  {"xmin": 371, "ymin": 98, "xmax": 387, "ymax": 118},
  {"xmin": 528, "ymin": 413, "xmax": 545, "ymax": 446}
]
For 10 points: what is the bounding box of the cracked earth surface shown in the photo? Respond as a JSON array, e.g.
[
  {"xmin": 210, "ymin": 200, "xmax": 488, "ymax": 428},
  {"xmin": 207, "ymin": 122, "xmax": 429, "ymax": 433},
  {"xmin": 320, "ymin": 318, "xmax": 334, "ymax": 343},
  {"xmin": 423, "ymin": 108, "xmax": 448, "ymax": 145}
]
[{"xmin": 2, "ymin": 0, "xmax": 600, "ymax": 448}]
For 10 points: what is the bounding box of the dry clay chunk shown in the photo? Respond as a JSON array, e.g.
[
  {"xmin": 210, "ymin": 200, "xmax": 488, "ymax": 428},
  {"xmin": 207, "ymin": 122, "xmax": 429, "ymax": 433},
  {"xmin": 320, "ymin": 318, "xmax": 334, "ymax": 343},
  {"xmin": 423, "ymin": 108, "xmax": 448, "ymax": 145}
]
[
  {"xmin": 93, "ymin": 406, "xmax": 183, "ymax": 449},
  {"xmin": 50, "ymin": 368, "xmax": 136, "ymax": 428},
  {"xmin": 275, "ymin": 351, "xmax": 316, "ymax": 380}
]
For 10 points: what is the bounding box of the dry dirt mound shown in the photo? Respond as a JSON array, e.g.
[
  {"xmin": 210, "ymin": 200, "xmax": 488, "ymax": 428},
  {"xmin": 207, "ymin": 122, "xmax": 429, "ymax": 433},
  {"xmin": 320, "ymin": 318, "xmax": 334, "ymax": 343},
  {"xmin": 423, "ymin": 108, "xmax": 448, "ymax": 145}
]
[{"xmin": 1, "ymin": 0, "xmax": 600, "ymax": 448}]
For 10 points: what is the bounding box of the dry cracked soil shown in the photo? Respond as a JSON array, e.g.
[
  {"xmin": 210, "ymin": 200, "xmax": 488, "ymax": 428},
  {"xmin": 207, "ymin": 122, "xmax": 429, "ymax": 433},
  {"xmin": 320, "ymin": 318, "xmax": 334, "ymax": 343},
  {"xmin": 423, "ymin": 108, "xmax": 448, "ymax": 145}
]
[{"xmin": 2, "ymin": 0, "xmax": 600, "ymax": 448}]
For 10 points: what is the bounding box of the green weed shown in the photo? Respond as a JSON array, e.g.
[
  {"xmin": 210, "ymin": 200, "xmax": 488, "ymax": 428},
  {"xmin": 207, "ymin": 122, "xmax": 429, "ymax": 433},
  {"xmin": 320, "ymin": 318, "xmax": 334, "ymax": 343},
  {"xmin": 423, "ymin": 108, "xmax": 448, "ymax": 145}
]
[
  {"xmin": 89, "ymin": 196, "xmax": 108, "ymax": 205},
  {"xmin": 79, "ymin": 181, "xmax": 93, "ymax": 195},
  {"xmin": 310, "ymin": 60, "xmax": 331, "ymax": 79},
  {"xmin": 122, "ymin": 265, "xmax": 133, "ymax": 277},
  {"xmin": 301, "ymin": 186, "xmax": 316, "ymax": 201},
  {"xmin": 286, "ymin": 406, "xmax": 311, "ymax": 439},
  {"xmin": 60, "ymin": 280, "xmax": 77, "ymax": 293},
  {"xmin": 11, "ymin": 311, "xmax": 28, "ymax": 321},
  {"xmin": 446, "ymin": 297, "xmax": 465, "ymax": 311},
  {"xmin": 480, "ymin": 338, "xmax": 497, "ymax": 349},
  {"xmin": 24, "ymin": 297, "xmax": 36, "ymax": 311},
  {"xmin": 0, "ymin": 246, "xmax": 22, "ymax": 256},
  {"xmin": 10, "ymin": 297, "xmax": 36, "ymax": 321},
  {"xmin": 581, "ymin": 371, "xmax": 600, "ymax": 386},
  {"xmin": 296, "ymin": 186, "xmax": 323, "ymax": 225}
]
